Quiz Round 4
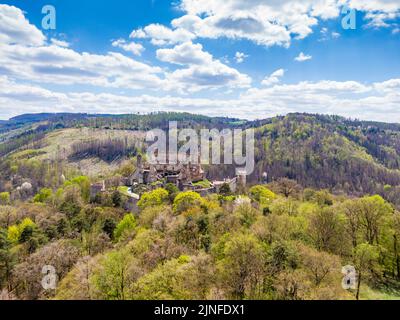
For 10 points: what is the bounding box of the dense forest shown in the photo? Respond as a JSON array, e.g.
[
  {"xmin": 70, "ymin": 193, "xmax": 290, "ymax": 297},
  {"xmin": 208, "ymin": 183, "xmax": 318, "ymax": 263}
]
[{"xmin": 1, "ymin": 112, "xmax": 400, "ymax": 300}]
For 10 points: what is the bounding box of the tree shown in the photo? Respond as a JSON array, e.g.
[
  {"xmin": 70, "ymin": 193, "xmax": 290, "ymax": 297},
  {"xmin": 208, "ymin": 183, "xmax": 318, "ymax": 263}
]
[
  {"xmin": 91, "ymin": 249, "xmax": 135, "ymax": 300},
  {"xmin": 33, "ymin": 188, "xmax": 52, "ymax": 203},
  {"xmin": 111, "ymin": 190, "xmax": 122, "ymax": 207},
  {"xmin": 270, "ymin": 178, "xmax": 301, "ymax": 198},
  {"xmin": 64, "ymin": 176, "xmax": 91, "ymax": 202},
  {"xmin": 0, "ymin": 192, "xmax": 10, "ymax": 205},
  {"xmin": 298, "ymin": 244, "xmax": 341, "ymax": 286},
  {"xmin": 248, "ymin": 185, "xmax": 277, "ymax": 208},
  {"xmin": 173, "ymin": 191, "xmax": 203, "ymax": 214},
  {"xmin": 234, "ymin": 202, "xmax": 259, "ymax": 228},
  {"xmin": 357, "ymin": 196, "xmax": 392, "ymax": 246},
  {"xmin": 12, "ymin": 240, "xmax": 80, "ymax": 299},
  {"xmin": 219, "ymin": 183, "xmax": 232, "ymax": 197},
  {"xmin": 267, "ymin": 241, "xmax": 298, "ymax": 274},
  {"xmin": 102, "ymin": 218, "xmax": 116, "ymax": 239},
  {"xmin": 137, "ymin": 188, "xmax": 169, "ymax": 210},
  {"xmin": 392, "ymin": 213, "xmax": 400, "ymax": 279},
  {"xmin": 56, "ymin": 256, "xmax": 99, "ymax": 300},
  {"xmin": 0, "ymin": 228, "xmax": 16, "ymax": 290},
  {"xmin": 353, "ymin": 243, "xmax": 379, "ymax": 300},
  {"xmin": 215, "ymin": 233, "xmax": 267, "ymax": 299},
  {"xmin": 308, "ymin": 206, "xmax": 347, "ymax": 254},
  {"xmin": 131, "ymin": 254, "xmax": 215, "ymax": 300},
  {"xmin": 164, "ymin": 183, "xmax": 179, "ymax": 202},
  {"xmin": 58, "ymin": 185, "xmax": 84, "ymax": 219},
  {"xmin": 113, "ymin": 214, "xmax": 136, "ymax": 241},
  {"xmin": 7, "ymin": 218, "xmax": 36, "ymax": 243}
]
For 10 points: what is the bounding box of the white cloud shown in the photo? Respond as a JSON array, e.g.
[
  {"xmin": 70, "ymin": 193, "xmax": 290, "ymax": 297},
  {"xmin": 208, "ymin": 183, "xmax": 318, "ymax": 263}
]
[
  {"xmin": 111, "ymin": 39, "xmax": 144, "ymax": 56},
  {"xmin": 165, "ymin": 62, "xmax": 252, "ymax": 93},
  {"xmin": 261, "ymin": 69, "xmax": 285, "ymax": 86},
  {"xmin": 0, "ymin": 5, "xmax": 46, "ymax": 46},
  {"xmin": 130, "ymin": 24, "xmax": 195, "ymax": 46},
  {"xmin": 125, "ymin": 0, "xmax": 400, "ymax": 48},
  {"xmin": 235, "ymin": 52, "xmax": 248, "ymax": 63},
  {"xmin": 173, "ymin": 0, "xmax": 341, "ymax": 46},
  {"xmin": 0, "ymin": 5, "xmax": 163, "ymax": 91},
  {"xmin": 0, "ymin": 42, "xmax": 164, "ymax": 90},
  {"xmin": 295, "ymin": 52, "xmax": 312, "ymax": 62},
  {"xmin": 156, "ymin": 42, "xmax": 212, "ymax": 65},
  {"xmin": 157, "ymin": 42, "xmax": 252, "ymax": 92},
  {"xmin": 51, "ymin": 38, "xmax": 70, "ymax": 48},
  {"xmin": 319, "ymin": 27, "xmax": 341, "ymax": 41}
]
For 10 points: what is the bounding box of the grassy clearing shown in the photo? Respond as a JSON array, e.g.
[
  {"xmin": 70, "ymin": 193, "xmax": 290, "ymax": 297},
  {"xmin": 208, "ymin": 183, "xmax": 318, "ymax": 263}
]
[
  {"xmin": 16, "ymin": 128, "xmax": 145, "ymax": 177},
  {"xmin": 360, "ymin": 285, "xmax": 400, "ymax": 300}
]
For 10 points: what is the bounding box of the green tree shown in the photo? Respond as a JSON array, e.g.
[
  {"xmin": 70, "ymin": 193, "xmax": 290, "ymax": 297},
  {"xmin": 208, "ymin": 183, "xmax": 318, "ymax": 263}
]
[
  {"xmin": 164, "ymin": 183, "xmax": 179, "ymax": 202},
  {"xmin": 308, "ymin": 206, "xmax": 347, "ymax": 254},
  {"xmin": 173, "ymin": 191, "xmax": 203, "ymax": 214},
  {"xmin": 249, "ymin": 185, "xmax": 277, "ymax": 208},
  {"xmin": 7, "ymin": 218, "xmax": 36, "ymax": 243},
  {"xmin": 33, "ymin": 188, "xmax": 52, "ymax": 203},
  {"xmin": 102, "ymin": 218, "xmax": 116, "ymax": 239},
  {"xmin": 113, "ymin": 214, "xmax": 136, "ymax": 241},
  {"xmin": 354, "ymin": 243, "xmax": 379, "ymax": 300},
  {"xmin": 0, "ymin": 228, "xmax": 16, "ymax": 290},
  {"xmin": 137, "ymin": 188, "xmax": 169, "ymax": 209},
  {"xmin": 64, "ymin": 176, "xmax": 91, "ymax": 202},
  {"xmin": 91, "ymin": 250, "xmax": 133, "ymax": 300},
  {"xmin": 219, "ymin": 183, "xmax": 232, "ymax": 196},
  {"xmin": 215, "ymin": 233, "xmax": 267, "ymax": 299},
  {"xmin": 111, "ymin": 190, "xmax": 122, "ymax": 207},
  {"xmin": 0, "ymin": 192, "xmax": 10, "ymax": 205},
  {"xmin": 131, "ymin": 254, "xmax": 215, "ymax": 300}
]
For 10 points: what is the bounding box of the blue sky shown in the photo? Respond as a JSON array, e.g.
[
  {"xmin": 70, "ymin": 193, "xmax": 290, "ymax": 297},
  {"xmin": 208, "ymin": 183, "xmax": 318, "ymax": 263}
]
[{"xmin": 0, "ymin": 0, "xmax": 399, "ymax": 121}]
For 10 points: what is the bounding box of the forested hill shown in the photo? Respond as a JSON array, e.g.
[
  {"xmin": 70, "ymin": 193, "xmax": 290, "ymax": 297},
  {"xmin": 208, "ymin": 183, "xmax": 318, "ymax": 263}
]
[
  {"xmin": 1, "ymin": 112, "xmax": 400, "ymax": 205},
  {"xmin": 245, "ymin": 113, "xmax": 400, "ymax": 206}
]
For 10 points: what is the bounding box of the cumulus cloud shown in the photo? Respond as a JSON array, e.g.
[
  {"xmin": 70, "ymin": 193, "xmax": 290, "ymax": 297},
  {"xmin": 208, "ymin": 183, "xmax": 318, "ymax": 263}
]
[
  {"xmin": 156, "ymin": 42, "xmax": 212, "ymax": 65},
  {"xmin": 127, "ymin": 0, "xmax": 400, "ymax": 48},
  {"xmin": 0, "ymin": 42, "xmax": 164, "ymax": 90},
  {"xmin": 0, "ymin": 5, "xmax": 46, "ymax": 46},
  {"xmin": 319, "ymin": 27, "xmax": 341, "ymax": 41},
  {"xmin": 295, "ymin": 52, "xmax": 313, "ymax": 62},
  {"xmin": 157, "ymin": 42, "xmax": 252, "ymax": 92},
  {"xmin": 111, "ymin": 39, "xmax": 144, "ymax": 56},
  {"xmin": 261, "ymin": 69, "xmax": 285, "ymax": 86},
  {"xmin": 130, "ymin": 24, "xmax": 195, "ymax": 46},
  {"xmin": 235, "ymin": 52, "xmax": 248, "ymax": 63},
  {"xmin": 50, "ymin": 38, "xmax": 70, "ymax": 48}
]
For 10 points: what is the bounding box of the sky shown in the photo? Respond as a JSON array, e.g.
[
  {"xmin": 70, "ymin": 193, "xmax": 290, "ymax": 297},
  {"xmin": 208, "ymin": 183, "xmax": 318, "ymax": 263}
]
[{"xmin": 0, "ymin": 0, "xmax": 399, "ymax": 122}]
